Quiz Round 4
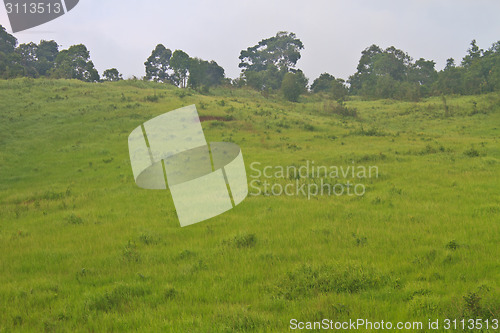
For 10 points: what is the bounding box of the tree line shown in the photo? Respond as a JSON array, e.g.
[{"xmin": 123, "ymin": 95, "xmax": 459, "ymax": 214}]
[{"xmin": 1, "ymin": 25, "xmax": 499, "ymax": 101}]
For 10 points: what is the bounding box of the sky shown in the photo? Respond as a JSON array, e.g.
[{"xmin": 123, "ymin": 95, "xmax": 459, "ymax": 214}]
[{"xmin": 1, "ymin": 0, "xmax": 499, "ymax": 81}]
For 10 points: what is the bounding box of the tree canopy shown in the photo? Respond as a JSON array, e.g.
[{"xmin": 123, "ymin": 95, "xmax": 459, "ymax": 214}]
[
  {"xmin": 170, "ymin": 50, "xmax": 190, "ymax": 88},
  {"xmin": 238, "ymin": 31, "xmax": 304, "ymax": 91},
  {"xmin": 103, "ymin": 68, "xmax": 123, "ymax": 81},
  {"xmin": 144, "ymin": 45, "xmax": 225, "ymax": 90},
  {"xmin": 347, "ymin": 40, "xmax": 500, "ymax": 99},
  {"xmin": 281, "ymin": 70, "xmax": 308, "ymax": 102},
  {"xmin": 0, "ymin": 24, "xmax": 102, "ymax": 82},
  {"xmin": 51, "ymin": 44, "xmax": 100, "ymax": 82},
  {"xmin": 0, "ymin": 25, "xmax": 498, "ymax": 100},
  {"xmin": 144, "ymin": 44, "xmax": 172, "ymax": 83}
]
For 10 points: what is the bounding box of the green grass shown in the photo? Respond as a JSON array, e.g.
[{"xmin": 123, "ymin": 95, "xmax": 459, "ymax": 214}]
[{"xmin": 0, "ymin": 78, "xmax": 499, "ymax": 332}]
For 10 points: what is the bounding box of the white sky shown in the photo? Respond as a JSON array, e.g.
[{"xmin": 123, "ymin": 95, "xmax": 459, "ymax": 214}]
[{"xmin": 1, "ymin": 0, "xmax": 499, "ymax": 81}]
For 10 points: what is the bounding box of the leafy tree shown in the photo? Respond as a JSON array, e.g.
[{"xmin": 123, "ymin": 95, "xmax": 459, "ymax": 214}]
[
  {"xmin": 103, "ymin": 68, "xmax": 122, "ymax": 81},
  {"xmin": 348, "ymin": 44, "xmax": 382, "ymax": 94},
  {"xmin": 311, "ymin": 73, "xmax": 335, "ymax": 93},
  {"xmin": 408, "ymin": 58, "xmax": 437, "ymax": 96},
  {"xmin": 0, "ymin": 24, "xmax": 23, "ymax": 78},
  {"xmin": 366, "ymin": 46, "xmax": 412, "ymax": 85},
  {"xmin": 435, "ymin": 40, "xmax": 500, "ymax": 95},
  {"xmin": 144, "ymin": 44, "xmax": 172, "ymax": 83},
  {"xmin": 51, "ymin": 44, "xmax": 100, "ymax": 82},
  {"xmin": 435, "ymin": 61, "xmax": 464, "ymax": 95},
  {"xmin": 461, "ymin": 39, "xmax": 482, "ymax": 67},
  {"xmin": 445, "ymin": 58, "xmax": 455, "ymax": 70},
  {"xmin": 170, "ymin": 50, "xmax": 190, "ymax": 88},
  {"xmin": 244, "ymin": 63, "xmax": 283, "ymax": 90},
  {"xmin": 35, "ymin": 40, "xmax": 59, "ymax": 76},
  {"xmin": 461, "ymin": 40, "xmax": 498, "ymax": 94},
  {"xmin": 188, "ymin": 58, "xmax": 225, "ymax": 89},
  {"xmin": 281, "ymin": 71, "xmax": 307, "ymax": 102},
  {"xmin": 16, "ymin": 42, "xmax": 39, "ymax": 77},
  {"xmin": 0, "ymin": 25, "xmax": 17, "ymax": 54},
  {"xmin": 330, "ymin": 78, "xmax": 348, "ymax": 100},
  {"xmin": 239, "ymin": 31, "xmax": 303, "ymax": 72},
  {"xmin": 311, "ymin": 73, "xmax": 348, "ymax": 100},
  {"xmin": 349, "ymin": 44, "xmax": 438, "ymax": 100},
  {"xmin": 239, "ymin": 31, "xmax": 304, "ymax": 90}
]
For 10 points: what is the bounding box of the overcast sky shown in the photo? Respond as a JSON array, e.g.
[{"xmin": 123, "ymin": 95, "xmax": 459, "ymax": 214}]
[{"xmin": 1, "ymin": 0, "xmax": 499, "ymax": 81}]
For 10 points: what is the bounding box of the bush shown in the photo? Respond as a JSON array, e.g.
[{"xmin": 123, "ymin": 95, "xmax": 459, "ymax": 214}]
[{"xmin": 281, "ymin": 72, "xmax": 306, "ymax": 102}]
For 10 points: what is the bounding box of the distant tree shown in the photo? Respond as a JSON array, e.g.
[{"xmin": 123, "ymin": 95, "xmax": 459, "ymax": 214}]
[
  {"xmin": 311, "ymin": 73, "xmax": 348, "ymax": 100},
  {"xmin": 409, "ymin": 58, "xmax": 437, "ymax": 96},
  {"xmin": 434, "ymin": 40, "xmax": 500, "ymax": 95},
  {"xmin": 188, "ymin": 58, "xmax": 225, "ymax": 89},
  {"xmin": 35, "ymin": 40, "xmax": 59, "ymax": 76},
  {"xmin": 103, "ymin": 68, "xmax": 122, "ymax": 81},
  {"xmin": 244, "ymin": 63, "xmax": 283, "ymax": 90},
  {"xmin": 348, "ymin": 44, "xmax": 382, "ymax": 94},
  {"xmin": 484, "ymin": 41, "xmax": 500, "ymax": 91},
  {"xmin": 204, "ymin": 60, "xmax": 225, "ymax": 87},
  {"xmin": 311, "ymin": 73, "xmax": 335, "ymax": 93},
  {"xmin": 16, "ymin": 42, "xmax": 40, "ymax": 77},
  {"xmin": 330, "ymin": 78, "xmax": 348, "ymax": 100},
  {"xmin": 170, "ymin": 49, "xmax": 190, "ymax": 88},
  {"xmin": 239, "ymin": 31, "xmax": 304, "ymax": 90},
  {"xmin": 372, "ymin": 47, "xmax": 411, "ymax": 81},
  {"xmin": 445, "ymin": 58, "xmax": 455, "ymax": 70},
  {"xmin": 462, "ymin": 40, "xmax": 500, "ymax": 94},
  {"xmin": 0, "ymin": 24, "xmax": 24, "ymax": 78},
  {"xmin": 51, "ymin": 44, "xmax": 100, "ymax": 82},
  {"xmin": 144, "ymin": 44, "xmax": 172, "ymax": 83},
  {"xmin": 349, "ymin": 44, "xmax": 439, "ymax": 100},
  {"xmin": 461, "ymin": 39, "xmax": 482, "ymax": 67},
  {"xmin": 239, "ymin": 31, "xmax": 304, "ymax": 72},
  {"xmin": 281, "ymin": 71, "xmax": 307, "ymax": 102},
  {"xmin": 436, "ymin": 61, "xmax": 464, "ymax": 95},
  {"xmin": 0, "ymin": 25, "xmax": 17, "ymax": 54}
]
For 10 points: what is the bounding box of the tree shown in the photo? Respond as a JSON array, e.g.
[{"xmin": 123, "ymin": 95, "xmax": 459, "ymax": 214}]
[
  {"xmin": 311, "ymin": 73, "xmax": 335, "ymax": 93},
  {"xmin": 0, "ymin": 25, "xmax": 17, "ymax": 54},
  {"xmin": 0, "ymin": 24, "xmax": 23, "ymax": 78},
  {"xmin": 35, "ymin": 40, "xmax": 59, "ymax": 76},
  {"xmin": 103, "ymin": 68, "xmax": 122, "ymax": 81},
  {"xmin": 188, "ymin": 58, "xmax": 225, "ymax": 89},
  {"xmin": 144, "ymin": 44, "xmax": 172, "ymax": 83},
  {"xmin": 349, "ymin": 44, "xmax": 438, "ymax": 100},
  {"xmin": 436, "ymin": 61, "xmax": 464, "ymax": 95},
  {"xmin": 281, "ymin": 71, "xmax": 307, "ymax": 102},
  {"xmin": 51, "ymin": 44, "xmax": 100, "ymax": 82},
  {"xmin": 311, "ymin": 73, "xmax": 348, "ymax": 100},
  {"xmin": 461, "ymin": 39, "xmax": 482, "ymax": 67},
  {"xmin": 408, "ymin": 58, "xmax": 437, "ymax": 96},
  {"xmin": 435, "ymin": 40, "xmax": 500, "ymax": 95},
  {"xmin": 16, "ymin": 42, "xmax": 39, "ymax": 77},
  {"xmin": 445, "ymin": 58, "xmax": 455, "ymax": 70},
  {"xmin": 170, "ymin": 50, "xmax": 190, "ymax": 88},
  {"xmin": 239, "ymin": 31, "xmax": 304, "ymax": 90},
  {"xmin": 330, "ymin": 78, "xmax": 348, "ymax": 100},
  {"xmin": 348, "ymin": 44, "xmax": 382, "ymax": 94}
]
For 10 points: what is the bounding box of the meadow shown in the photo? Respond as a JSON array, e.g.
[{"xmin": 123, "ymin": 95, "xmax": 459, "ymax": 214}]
[{"xmin": 0, "ymin": 78, "xmax": 499, "ymax": 332}]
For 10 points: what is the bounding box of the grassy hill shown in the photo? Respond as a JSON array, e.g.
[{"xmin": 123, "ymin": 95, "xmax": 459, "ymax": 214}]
[{"xmin": 0, "ymin": 78, "xmax": 499, "ymax": 332}]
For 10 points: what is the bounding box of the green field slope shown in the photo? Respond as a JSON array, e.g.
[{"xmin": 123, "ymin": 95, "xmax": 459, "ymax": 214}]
[{"xmin": 0, "ymin": 78, "xmax": 499, "ymax": 332}]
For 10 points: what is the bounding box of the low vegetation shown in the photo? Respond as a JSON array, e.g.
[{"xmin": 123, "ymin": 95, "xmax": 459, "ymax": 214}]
[{"xmin": 0, "ymin": 78, "xmax": 498, "ymax": 331}]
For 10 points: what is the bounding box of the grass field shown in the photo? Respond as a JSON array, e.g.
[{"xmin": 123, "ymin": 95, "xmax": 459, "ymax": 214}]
[{"xmin": 0, "ymin": 78, "xmax": 499, "ymax": 332}]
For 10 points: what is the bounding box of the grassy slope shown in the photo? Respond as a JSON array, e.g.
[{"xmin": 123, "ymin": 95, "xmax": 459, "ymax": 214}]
[{"xmin": 0, "ymin": 78, "xmax": 499, "ymax": 332}]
